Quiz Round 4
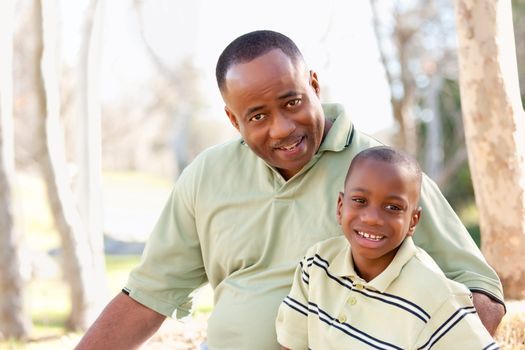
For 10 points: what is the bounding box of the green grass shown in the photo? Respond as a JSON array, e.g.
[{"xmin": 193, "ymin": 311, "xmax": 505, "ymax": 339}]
[
  {"xmin": 105, "ymin": 255, "xmax": 142, "ymax": 294},
  {"xmin": 0, "ymin": 171, "xmax": 174, "ymax": 348},
  {"xmin": 23, "ymin": 254, "xmax": 143, "ymax": 340}
]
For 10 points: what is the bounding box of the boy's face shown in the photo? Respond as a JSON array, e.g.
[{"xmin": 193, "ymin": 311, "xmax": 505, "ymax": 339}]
[{"xmin": 337, "ymin": 158, "xmax": 421, "ymax": 276}]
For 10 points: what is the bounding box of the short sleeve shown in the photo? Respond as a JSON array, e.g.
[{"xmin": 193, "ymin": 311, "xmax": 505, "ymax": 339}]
[
  {"xmin": 275, "ymin": 249, "xmax": 314, "ymax": 350},
  {"xmin": 414, "ymin": 292, "xmax": 498, "ymax": 350},
  {"xmin": 125, "ymin": 165, "xmax": 208, "ymax": 319}
]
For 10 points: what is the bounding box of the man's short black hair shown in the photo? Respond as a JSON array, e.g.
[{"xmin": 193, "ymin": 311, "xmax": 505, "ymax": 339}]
[
  {"xmin": 346, "ymin": 146, "xmax": 423, "ymax": 193},
  {"xmin": 215, "ymin": 30, "xmax": 304, "ymax": 92}
]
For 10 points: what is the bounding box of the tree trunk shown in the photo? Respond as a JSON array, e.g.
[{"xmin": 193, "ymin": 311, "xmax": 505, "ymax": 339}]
[
  {"xmin": 455, "ymin": 0, "xmax": 525, "ymax": 298},
  {"xmin": 34, "ymin": 0, "xmax": 106, "ymax": 330},
  {"xmin": 0, "ymin": 0, "xmax": 32, "ymax": 339},
  {"xmin": 76, "ymin": 0, "xmax": 108, "ymax": 308},
  {"xmin": 370, "ymin": 0, "xmax": 419, "ymax": 156}
]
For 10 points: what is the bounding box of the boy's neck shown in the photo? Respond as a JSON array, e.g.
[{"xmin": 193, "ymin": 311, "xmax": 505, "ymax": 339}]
[{"xmin": 351, "ymin": 246, "xmax": 401, "ymax": 282}]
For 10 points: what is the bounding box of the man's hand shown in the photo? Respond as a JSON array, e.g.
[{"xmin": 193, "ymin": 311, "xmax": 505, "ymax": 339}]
[
  {"xmin": 472, "ymin": 291, "xmax": 505, "ymax": 336},
  {"xmin": 75, "ymin": 292, "xmax": 166, "ymax": 350}
]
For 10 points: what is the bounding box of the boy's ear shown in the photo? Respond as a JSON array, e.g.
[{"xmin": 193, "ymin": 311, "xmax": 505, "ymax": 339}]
[
  {"xmin": 407, "ymin": 207, "xmax": 422, "ymax": 237},
  {"xmin": 336, "ymin": 192, "xmax": 344, "ymax": 224},
  {"xmin": 225, "ymin": 107, "xmax": 240, "ymax": 131}
]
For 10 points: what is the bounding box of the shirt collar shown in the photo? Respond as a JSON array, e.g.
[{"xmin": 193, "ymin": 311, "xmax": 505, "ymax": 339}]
[
  {"xmin": 328, "ymin": 237, "xmax": 418, "ymax": 293},
  {"xmin": 318, "ymin": 103, "xmax": 354, "ymax": 153}
]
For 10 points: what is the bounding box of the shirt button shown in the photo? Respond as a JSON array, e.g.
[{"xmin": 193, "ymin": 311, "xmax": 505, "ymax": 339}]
[
  {"xmin": 355, "ymin": 283, "xmax": 364, "ymax": 290},
  {"xmin": 338, "ymin": 314, "xmax": 347, "ymax": 323},
  {"xmin": 347, "ymin": 297, "xmax": 357, "ymax": 305}
]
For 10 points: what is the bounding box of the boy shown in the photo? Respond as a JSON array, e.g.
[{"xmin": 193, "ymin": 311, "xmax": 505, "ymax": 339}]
[{"xmin": 276, "ymin": 146, "xmax": 498, "ymax": 349}]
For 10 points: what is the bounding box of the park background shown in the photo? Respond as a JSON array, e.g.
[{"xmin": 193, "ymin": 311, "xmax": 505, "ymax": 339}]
[{"xmin": 0, "ymin": 0, "xmax": 524, "ymax": 348}]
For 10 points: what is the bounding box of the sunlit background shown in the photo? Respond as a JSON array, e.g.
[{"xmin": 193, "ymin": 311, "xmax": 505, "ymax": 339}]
[{"xmin": 1, "ymin": 0, "xmax": 524, "ymax": 348}]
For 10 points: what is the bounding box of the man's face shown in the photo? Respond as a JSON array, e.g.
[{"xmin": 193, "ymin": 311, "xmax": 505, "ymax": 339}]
[
  {"xmin": 336, "ymin": 159, "xmax": 421, "ymax": 277},
  {"xmin": 221, "ymin": 49, "xmax": 327, "ymax": 180}
]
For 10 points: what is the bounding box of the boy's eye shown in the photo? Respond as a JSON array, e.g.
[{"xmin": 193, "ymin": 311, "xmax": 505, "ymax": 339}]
[
  {"xmin": 385, "ymin": 204, "xmax": 402, "ymax": 211},
  {"xmin": 352, "ymin": 198, "xmax": 366, "ymax": 204}
]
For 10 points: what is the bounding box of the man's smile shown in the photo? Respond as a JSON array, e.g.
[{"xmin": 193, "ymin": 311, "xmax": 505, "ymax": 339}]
[{"xmin": 274, "ymin": 136, "xmax": 305, "ymax": 151}]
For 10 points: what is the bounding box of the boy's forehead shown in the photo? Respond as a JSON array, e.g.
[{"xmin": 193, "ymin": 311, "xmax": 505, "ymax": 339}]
[{"xmin": 346, "ymin": 158, "xmax": 420, "ymax": 194}]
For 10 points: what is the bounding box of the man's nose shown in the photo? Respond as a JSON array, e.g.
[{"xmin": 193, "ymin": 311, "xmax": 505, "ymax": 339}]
[{"xmin": 269, "ymin": 112, "xmax": 295, "ymax": 139}]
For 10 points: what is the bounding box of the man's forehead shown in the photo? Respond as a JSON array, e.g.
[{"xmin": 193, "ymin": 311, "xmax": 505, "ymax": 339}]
[{"xmin": 223, "ymin": 54, "xmax": 309, "ymax": 98}]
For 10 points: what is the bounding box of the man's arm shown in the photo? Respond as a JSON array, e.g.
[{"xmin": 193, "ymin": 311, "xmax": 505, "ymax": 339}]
[
  {"xmin": 472, "ymin": 291, "xmax": 505, "ymax": 336},
  {"xmin": 414, "ymin": 176, "xmax": 505, "ymax": 318},
  {"xmin": 75, "ymin": 292, "xmax": 166, "ymax": 350}
]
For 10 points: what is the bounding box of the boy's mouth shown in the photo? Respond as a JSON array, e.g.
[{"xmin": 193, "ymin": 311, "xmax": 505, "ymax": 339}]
[{"xmin": 356, "ymin": 231, "xmax": 384, "ymax": 242}]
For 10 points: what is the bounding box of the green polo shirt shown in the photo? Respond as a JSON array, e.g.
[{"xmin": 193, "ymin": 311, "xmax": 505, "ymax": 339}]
[
  {"xmin": 125, "ymin": 103, "xmax": 503, "ymax": 350},
  {"xmin": 276, "ymin": 236, "xmax": 498, "ymax": 349}
]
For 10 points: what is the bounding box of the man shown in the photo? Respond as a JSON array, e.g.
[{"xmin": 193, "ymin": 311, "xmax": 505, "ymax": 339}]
[{"xmin": 76, "ymin": 30, "xmax": 504, "ymax": 350}]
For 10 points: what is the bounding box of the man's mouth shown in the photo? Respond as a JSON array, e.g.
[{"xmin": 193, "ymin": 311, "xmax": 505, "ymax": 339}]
[
  {"xmin": 356, "ymin": 231, "xmax": 385, "ymax": 242},
  {"xmin": 275, "ymin": 136, "xmax": 304, "ymax": 152}
]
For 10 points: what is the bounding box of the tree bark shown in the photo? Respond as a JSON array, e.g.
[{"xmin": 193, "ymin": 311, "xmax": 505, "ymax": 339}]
[
  {"xmin": 0, "ymin": 0, "xmax": 32, "ymax": 339},
  {"xmin": 455, "ymin": 0, "xmax": 525, "ymax": 298},
  {"xmin": 76, "ymin": 0, "xmax": 108, "ymax": 308},
  {"xmin": 34, "ymin": 0, "xmax": 106, "ymax": 330},
  {"xmin": 370, "ymin": 0, "xmax": 419, "ymax": 156}
]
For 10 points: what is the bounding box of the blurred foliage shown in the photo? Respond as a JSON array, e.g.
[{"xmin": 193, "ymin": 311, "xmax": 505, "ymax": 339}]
[{"xmin": 437, "ymin": 79, "xmax": 475, "ymax": 212}]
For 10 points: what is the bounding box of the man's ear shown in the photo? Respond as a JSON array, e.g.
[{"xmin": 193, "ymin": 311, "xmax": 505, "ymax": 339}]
[
  {"xmin": 407, "ymin": 207, "xmax": 422, "ymax": 237},
  {"xmin": 225, "ymin": 107, "xmax": 240, "ymax": 131},
  {"xmin": 336, "ymin": 192, "xmax": 344, "ymax": 225},
  {"xmin": 310, "ymin": 70, "xmax": 320, "ymax": 97}
]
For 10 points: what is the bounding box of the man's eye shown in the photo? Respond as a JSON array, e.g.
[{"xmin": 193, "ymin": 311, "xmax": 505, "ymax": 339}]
[
  {"xmin": 287, "ymin": 99, "xmax": 301, "ymax": 107},
  {"xmin": 250, "ymin": 114, "xmax": 266, "ymax": 122}
]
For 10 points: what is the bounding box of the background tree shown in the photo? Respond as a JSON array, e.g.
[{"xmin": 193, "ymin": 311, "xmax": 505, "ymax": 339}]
[
  {"xmin": 370, "ymin": 0, "xmax": 469, "ymax": 187},
  {"xmin": 0, "ymin": 0, "xmax": 32, "ymax": 339},
  {"xmin": 455, "ymin": 0, "xmax": 525, "ymax": 298},
  {"xmin": 34, "ymin": 0, "xmax": 106, "ymax": 330}
]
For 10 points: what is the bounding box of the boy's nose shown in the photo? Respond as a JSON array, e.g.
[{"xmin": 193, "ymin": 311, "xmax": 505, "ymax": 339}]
[{"xmin": 361, "ymin": 207, "xmax": 383, "ymax": 226}]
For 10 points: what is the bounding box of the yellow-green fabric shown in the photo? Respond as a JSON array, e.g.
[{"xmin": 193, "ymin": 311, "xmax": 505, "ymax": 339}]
[
  {"xmin": 125, "ymin": 103, "xmax": 503, "ymax": 350},
  {"xmin": 276, "ymin": 236, "xmax": 498, "ymax": 349}
]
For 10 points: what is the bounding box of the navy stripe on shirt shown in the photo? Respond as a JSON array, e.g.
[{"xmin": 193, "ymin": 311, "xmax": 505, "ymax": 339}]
[
  {"xmin": 283, "ymin": 296, "xmax": 403, "ymax": 350},
  {"xmin": 417, "ymin": 306, "xmax": 477, "ymax": 350},
  {"xmin": 307, "ymin": 254, "xmax": 430, "ymax": 323}
]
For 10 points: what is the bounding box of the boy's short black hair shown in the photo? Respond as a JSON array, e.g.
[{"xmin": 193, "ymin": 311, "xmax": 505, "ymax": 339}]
[{"xmin": 346, "ymin": 146, "xmax": 422, "ymax": 192}]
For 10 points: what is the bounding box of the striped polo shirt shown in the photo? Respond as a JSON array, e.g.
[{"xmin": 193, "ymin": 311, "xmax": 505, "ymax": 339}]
[{"xmin": 276, "ymin": 236, "xmax": 498, "ymax": 350}]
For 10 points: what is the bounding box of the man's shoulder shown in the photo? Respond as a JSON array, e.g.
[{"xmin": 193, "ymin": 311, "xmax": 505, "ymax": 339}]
[
  {"xmin": 194, "ymin": 137, "xmax": 245, "ymax": 161},
  {"xmin": 306, "ymin": 235, "xmax": 346, "ymax": 259},
  {"xmin": 401, "ymin": 248, "xmax": 472, "ymax": 297},
  {"xmin": 184, "ymin": 137, "xmax": 252, "ymax": 172}
]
